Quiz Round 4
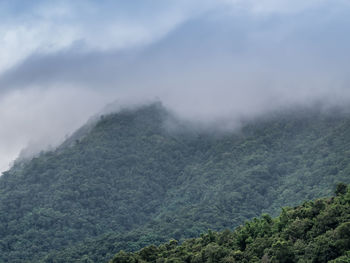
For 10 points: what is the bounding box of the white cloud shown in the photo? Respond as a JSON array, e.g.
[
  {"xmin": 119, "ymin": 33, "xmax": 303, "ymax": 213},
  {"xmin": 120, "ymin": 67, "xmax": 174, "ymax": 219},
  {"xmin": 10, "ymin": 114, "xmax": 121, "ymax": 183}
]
[
  {"xmin": 246, "ymin": 0, "xmax": 327, "ymax": 14},
  {"xmin": 1, "ymin": 0, "xmax": 350, "ymax": 174},
  {"xmin": 0, "ymin": 0, "xmax": 198, "ymax": 74},
  {"xmin": 0, "ymin": 23, "xmax": 78, "ymax": 73},
  {"xmin": 1, "ymin": 0, "xmax": 342, "ymax": 74},
  {"xmin": 0, "ymin": 86, "xmax": 110, "ymax": 173},
  {"xmin": 220, "ymin": 0, "xmax": 331, "ymax": 14}
]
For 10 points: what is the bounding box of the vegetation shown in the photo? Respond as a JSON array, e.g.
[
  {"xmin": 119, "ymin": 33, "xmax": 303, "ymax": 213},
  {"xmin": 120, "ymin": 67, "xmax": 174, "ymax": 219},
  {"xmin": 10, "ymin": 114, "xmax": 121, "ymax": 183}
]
[
  {"xmin": 111, "ymin": 184, "xmax": 350, "ymax": 263},
  {"xmin": 0, "ymin": 103, "xmax": 350, "ymax": 262}
]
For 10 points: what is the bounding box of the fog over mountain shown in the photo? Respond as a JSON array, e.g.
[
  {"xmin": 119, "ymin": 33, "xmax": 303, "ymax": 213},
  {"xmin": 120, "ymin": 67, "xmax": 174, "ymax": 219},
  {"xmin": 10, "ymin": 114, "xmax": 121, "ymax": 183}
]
[{"xmin": 1, "ymin": 0, "xmax": 350, "ymax": 172}]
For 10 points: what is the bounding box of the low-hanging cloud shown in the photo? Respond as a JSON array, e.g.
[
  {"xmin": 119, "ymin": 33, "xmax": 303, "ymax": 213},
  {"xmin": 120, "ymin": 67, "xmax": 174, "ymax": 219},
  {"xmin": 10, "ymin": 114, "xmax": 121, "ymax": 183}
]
[{"xmin": 1, "ymin": 0, "xmax": 350, "ymax": 172}]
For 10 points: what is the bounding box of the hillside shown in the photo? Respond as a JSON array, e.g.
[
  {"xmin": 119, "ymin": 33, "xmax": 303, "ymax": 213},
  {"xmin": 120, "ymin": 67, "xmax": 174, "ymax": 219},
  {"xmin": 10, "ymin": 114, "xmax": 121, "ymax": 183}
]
[
  {"xmin": 111, "ymin": 184, "xmax": 350, "ymax": 263},
  {"xmin": 1, "ymin": 103, "xmax": 350, "ymax": 262}
]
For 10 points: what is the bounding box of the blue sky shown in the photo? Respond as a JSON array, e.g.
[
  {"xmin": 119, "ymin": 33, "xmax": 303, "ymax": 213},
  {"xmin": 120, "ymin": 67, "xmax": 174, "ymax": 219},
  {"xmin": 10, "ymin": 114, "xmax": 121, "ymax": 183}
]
[{"xmin": 1, "ymin": 0, "xmax": 350, "ymax": 172}]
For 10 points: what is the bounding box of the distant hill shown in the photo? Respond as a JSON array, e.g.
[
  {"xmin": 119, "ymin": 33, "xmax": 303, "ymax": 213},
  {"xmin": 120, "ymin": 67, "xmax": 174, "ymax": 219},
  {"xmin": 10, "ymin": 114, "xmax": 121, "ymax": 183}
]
[
  {"xmin": 111, "ymin": 184, "xmax": 350, "ymax": 263},
  {"xmin": 0, "ymin": 103, "xmax": 350, "ymax": 262}
]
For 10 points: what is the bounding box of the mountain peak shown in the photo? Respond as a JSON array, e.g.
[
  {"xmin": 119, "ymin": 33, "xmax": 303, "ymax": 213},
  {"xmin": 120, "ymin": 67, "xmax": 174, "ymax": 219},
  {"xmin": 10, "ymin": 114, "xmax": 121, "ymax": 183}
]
[{"xmin": 1, "ymin": 107, "xmax": 350, "ymax": 262}]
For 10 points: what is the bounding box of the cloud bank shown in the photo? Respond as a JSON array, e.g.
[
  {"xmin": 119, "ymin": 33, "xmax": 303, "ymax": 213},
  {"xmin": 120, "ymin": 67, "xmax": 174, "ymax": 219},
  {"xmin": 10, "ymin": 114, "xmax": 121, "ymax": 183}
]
[{"xmin": 1, "ymin": 0, "xmax": 350, "ymax": 172}]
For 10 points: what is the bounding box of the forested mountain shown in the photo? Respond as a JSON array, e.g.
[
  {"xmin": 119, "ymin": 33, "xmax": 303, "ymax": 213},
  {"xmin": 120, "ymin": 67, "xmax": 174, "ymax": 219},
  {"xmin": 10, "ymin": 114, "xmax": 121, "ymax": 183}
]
[
  {"xmin": 1, "ymin": 103, "xmax": 350, "ymax": 262},
  {"xmin": 111, "ymin": 184, "xmax": 350, "ymax": 263}
]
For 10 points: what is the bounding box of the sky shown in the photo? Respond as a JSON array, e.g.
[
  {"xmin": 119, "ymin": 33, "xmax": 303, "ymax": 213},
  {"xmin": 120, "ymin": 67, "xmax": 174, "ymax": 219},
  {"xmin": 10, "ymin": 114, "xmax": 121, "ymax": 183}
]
[{"xmin": 1, "ymin": 0, "xmax": 350, "ymax": 173}]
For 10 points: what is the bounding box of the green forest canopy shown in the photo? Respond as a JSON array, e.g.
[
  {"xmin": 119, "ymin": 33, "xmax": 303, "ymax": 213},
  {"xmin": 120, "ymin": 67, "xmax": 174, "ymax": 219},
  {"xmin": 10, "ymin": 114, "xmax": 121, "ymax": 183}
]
[
  {"xmin": 111, "ymin": 183, "xmax": 350, "ymax": 263},
  {"xmin": 0, "ymin": 103, "xmax": 350, "ymax": 262}
]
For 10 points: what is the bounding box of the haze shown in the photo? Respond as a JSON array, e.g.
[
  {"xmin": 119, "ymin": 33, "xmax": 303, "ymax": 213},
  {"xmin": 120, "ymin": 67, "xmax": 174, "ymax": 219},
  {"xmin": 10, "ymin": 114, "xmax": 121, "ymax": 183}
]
[{"xmin": 1, "ymin": 0, "xmax": 350, "ymax": 173}]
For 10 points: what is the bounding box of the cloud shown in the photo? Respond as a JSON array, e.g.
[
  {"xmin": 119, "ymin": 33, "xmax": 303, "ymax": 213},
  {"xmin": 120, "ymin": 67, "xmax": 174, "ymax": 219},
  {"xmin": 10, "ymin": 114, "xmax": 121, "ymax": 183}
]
[
  {"xmin": 0, "ymin": 0, "xmax": 207, "ymax": 74},
  {"xmin": 1, "ymin": 0, "xmax": 350, "ymax": 172},
  {"xmin": 0, "ymin": 86, "xmax": 110, "ymax": 172},
  {"xmin": 221, "ymin": 0, "xmax": 350, "ymax": 15}
]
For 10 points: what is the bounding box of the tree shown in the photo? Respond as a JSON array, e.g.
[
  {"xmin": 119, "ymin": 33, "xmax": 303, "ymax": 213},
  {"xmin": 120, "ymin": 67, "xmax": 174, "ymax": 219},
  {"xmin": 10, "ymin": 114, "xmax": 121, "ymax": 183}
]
[{"xmin": 335, "ymin": 183, "xmax": 348, "ymax": 196}]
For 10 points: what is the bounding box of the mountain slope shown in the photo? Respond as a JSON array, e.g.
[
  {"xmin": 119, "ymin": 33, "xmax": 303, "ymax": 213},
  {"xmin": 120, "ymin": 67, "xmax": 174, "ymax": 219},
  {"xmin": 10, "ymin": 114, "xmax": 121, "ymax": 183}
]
[
  {"xmin": 1, "ymin": 103, "xmax": 350, "ymax": 262},
  {"xmin": 111, "ymin": 184, "xmax": 350, "ymax": 263}
]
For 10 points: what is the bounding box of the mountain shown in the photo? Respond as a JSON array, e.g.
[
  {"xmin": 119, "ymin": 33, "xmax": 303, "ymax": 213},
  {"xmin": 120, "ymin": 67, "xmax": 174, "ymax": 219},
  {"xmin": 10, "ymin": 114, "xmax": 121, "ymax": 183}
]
[
  {"xmin": 0, "ymin": 103, "xmax": 350, "ymax": 262},
  {"xmin": 111, "ymin": 184, "xmax": 350, "ymax": 263}
]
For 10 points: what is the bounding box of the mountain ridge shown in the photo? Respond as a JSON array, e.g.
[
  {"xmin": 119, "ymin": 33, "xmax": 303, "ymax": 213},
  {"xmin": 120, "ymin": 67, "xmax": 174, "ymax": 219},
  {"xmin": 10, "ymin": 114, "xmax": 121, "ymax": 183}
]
[{"xmin": 0, "ymin": 103, "xmax": 350, "ymax": 262}]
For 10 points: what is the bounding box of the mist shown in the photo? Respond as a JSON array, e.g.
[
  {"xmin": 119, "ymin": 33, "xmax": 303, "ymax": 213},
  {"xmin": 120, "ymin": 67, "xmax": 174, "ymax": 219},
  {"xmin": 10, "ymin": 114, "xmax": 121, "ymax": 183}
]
[{"xmin": 1, "ymin": 0, "xmax": 350, "ymax": 173}]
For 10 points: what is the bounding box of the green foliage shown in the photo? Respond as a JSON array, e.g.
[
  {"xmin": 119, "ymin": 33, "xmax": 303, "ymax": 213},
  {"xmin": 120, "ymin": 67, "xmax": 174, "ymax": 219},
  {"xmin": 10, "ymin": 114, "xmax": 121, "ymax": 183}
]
[
  {"xmin": 336, "ymin": 183, "xmax": 348, "ymax": 196},
  {"xmin": 111, "ymin": 187, "xmax": 350, "ymax": 262},
  {"xmin": 0, "ymin": 104, "xmax": 350, "ymax": 262}
]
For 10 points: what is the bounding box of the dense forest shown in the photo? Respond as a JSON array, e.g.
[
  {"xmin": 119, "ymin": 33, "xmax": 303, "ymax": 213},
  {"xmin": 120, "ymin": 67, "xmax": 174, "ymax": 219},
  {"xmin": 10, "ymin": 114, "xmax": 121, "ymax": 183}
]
[
  {"xmin": 1, "ymin": 103, "xmax": 350, "ymax": 262},
  {"xmin": 111, "ymin": 183, "xmax": 350, "ymax": 263}
]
